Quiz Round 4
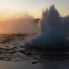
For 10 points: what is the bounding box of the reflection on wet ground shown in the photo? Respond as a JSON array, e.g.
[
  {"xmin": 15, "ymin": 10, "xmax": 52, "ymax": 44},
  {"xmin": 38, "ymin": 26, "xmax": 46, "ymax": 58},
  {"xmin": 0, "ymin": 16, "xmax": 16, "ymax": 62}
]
[
  {"xmin": 0, "ymin": 43, "xmax": 69, "ymax": 62},
  {"xmin": 0, "ymin": 58, "xmax": 69, "ymax": 69},
  {"xmin": 0, "ymin": 43, "xmax": 69, "ymax": 69}
]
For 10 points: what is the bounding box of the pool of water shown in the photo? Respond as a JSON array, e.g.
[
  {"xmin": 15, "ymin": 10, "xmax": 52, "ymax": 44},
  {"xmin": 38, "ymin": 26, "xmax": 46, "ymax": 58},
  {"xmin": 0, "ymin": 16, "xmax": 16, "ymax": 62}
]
[
  {"xmin": 0, "ymin": 43, "xmax": 69, "ymax": 69},
  {"xmin": 0, "ymin": 59, "xmax": 69, "ymax": 69}
]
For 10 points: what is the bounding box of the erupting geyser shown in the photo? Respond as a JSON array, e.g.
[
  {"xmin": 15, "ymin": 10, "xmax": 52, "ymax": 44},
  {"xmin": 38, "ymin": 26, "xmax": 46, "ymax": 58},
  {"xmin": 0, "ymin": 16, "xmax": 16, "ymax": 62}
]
[{"xmin": 31, "ymin": 5, "xmax": 66, "ymax": 47}]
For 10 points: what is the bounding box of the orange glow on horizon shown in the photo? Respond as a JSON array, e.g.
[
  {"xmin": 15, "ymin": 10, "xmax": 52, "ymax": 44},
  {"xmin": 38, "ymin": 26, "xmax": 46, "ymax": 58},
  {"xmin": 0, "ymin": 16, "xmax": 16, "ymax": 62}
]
[{"xmin": 0, "ymin": 9, "xmax": 68, "ymax": 22}]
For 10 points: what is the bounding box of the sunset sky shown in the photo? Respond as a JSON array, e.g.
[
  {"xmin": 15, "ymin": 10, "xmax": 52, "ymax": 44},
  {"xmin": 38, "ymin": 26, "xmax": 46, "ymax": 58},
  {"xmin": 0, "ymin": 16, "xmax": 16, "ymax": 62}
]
[
  {"xmin": 0, "ymin": 0, "xmax": 69, "ymax": 34},
  {"xmin": 0, "ymin": 0, "xmax": 69, "ymax": 20}
]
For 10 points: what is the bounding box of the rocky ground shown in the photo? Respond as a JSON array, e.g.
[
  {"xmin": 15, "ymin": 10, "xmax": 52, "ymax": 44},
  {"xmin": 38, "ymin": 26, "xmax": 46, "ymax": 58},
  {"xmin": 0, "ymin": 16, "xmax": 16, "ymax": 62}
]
[
  {"xmin": 0, "ymin": 42, "xmax": 69, "ymax": 64},
  {"xmin": 0, "ymin": 34, "xmax": 68, "ymax": 64}
]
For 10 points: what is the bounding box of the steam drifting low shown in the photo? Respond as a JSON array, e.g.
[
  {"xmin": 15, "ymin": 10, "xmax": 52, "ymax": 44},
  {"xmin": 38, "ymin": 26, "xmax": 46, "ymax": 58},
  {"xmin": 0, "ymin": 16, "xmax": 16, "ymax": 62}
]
[{"xmin": 31, "ymin": 5, "xmax": 66, "ymax": 47}]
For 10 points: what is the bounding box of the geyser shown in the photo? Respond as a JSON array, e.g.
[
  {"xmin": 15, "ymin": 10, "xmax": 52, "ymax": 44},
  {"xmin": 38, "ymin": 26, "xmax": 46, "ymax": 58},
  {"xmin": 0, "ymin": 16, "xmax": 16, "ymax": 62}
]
[{"xmin": 31, "ymin": 5, "xmax": 66, "ymax": 47}]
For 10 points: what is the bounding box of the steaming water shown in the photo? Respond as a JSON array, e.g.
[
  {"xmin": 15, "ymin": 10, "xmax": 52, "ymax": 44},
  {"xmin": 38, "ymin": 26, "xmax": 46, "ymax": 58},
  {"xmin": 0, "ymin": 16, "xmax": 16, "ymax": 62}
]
[
  {"xmin": 31, "ymin": 5, "xmax": 66, "ymax": 47},
  {"xmin": 0, "ymin": 5, "xmax": 69, "ymax": 69}
]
